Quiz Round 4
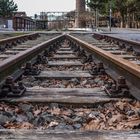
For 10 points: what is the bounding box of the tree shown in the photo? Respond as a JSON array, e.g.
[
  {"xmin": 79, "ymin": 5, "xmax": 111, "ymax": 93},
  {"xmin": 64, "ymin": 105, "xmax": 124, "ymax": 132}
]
[
  {"xmin": 114, "ymin": 0, "xmax": 140, "ymax": 27},
  {"xmin": 0, "ymin": 0, "xmax": 18, "ymax": 18},
  {"xmin": 86, "ymin": 0, "xmax": 110, "ymax": 27},
  {"xmin": 66, "ymin": 11, "xmax": 75, "ymax": 20},
  {"xmin": 86, "ymin": 0, "xmax": 140, "ymax": 28}
]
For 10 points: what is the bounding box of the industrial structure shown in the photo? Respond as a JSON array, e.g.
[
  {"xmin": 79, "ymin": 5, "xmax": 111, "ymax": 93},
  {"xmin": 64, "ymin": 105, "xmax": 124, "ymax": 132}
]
[
  {"xmin": 75, "ymin": 0, "xmax": 86, "ymax": 28},
  {"xmin": 0, "ymin": 0, "xmax": 87, "ymax": 30}
]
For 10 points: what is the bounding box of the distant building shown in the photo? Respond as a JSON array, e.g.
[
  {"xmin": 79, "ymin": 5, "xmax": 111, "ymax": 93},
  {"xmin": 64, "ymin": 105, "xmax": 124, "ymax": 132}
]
[
  {"xmin": 13, "ymin": 12, "xmax": 49, "ymax": 31},
  {"xmin": 35, "ymin": 12, "xmax": 75, "ymax": 30},
  {"xmin": 35, "ymin": 12, "xmax": 48, "ymax": 30},
  {"xmin": 13, "ymin": 12, "xmax": 36, "ymax": 31}
]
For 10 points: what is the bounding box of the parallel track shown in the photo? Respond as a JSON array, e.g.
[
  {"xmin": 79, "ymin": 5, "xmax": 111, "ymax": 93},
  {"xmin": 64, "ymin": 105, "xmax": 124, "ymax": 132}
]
[
  {"xmin": 71, "ymin": 33, "xmax": 140, "ymax": 65},
  {"xmin": 0, "ymin": 32, "xmax": 140, "ymax": 138}
]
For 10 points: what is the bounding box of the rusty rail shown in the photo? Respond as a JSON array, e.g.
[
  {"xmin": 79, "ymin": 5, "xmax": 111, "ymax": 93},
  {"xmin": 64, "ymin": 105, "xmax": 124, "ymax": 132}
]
[
  {"xmin": 93, "ymin": 33, "xmax": 140, "ymax": 52},
  {"xmin": 0, "ymin": 34, "xmax": 64, "ymax": 82},
  {"xmin": 67, "ymin": 34, "xmax": 140, "ymax": 99},
  {"xmin": 0, "ymin": 33, "xmax": 38, "ymax": 44},
  {"xmin": 0, "ymin": 32, "xmax": 39, "ymax": 48},
  {"xmin": 0, "ymin": 33, "xmax": 140, "ymax": 99}
]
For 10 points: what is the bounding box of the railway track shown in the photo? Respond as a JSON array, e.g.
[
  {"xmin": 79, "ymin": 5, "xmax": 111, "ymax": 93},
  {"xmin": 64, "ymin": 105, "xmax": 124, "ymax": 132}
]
[
  {"xmin": 72, "ymin": 33, "xmax": 140, "ymax": 66},
  {"xmin": 0, "ymin": 33, "xmax": 60, "ymax": 61},
  {"xmin": 0, "ymin": 33, "xmax": 140, "ymax": 139},
  {"xmin": 94, "ymin": 33, "xmax": 140, "ymax": 65}
]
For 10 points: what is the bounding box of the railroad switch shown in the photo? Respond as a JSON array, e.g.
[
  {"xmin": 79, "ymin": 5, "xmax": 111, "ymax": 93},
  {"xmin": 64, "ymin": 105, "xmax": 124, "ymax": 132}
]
[
  {"xmin": 104, "ymin": 76, "xmax": 130, "ymax": 98},
  {"xmin": 0, "ymin": 76, "xmax": 26, "ymax": 97},
  {"xmin": 36, "ymin": 54, "xmax": 48, "ymax": 64},
  {"xmin": 24, "ymin": 62, "xmax": 41, "ymax": 75},
  {"xmin": 90, "ymin": 62, "xmax": 106, "ymax": 75}
]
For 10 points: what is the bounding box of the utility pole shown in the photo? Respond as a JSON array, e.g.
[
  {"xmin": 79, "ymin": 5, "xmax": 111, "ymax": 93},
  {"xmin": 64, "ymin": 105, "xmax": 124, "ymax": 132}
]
[
  {"xmin": 109, "ymin": 0, "xmax": 112, "ymax": 32},
  {"xmin": 96, "ymin": 8, "xmax": 98, "ymax": 30}
]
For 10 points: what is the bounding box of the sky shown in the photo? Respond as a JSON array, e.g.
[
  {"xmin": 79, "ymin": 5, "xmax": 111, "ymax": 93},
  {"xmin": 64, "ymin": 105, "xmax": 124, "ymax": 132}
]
[{"xmin": 14, "ymin": 0, "xmax": 76, "ymax": 16}]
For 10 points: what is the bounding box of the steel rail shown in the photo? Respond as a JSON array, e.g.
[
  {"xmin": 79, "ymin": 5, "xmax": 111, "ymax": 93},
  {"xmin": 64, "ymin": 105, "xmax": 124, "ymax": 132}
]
[
  {"xmin": 0, "ymin": 34, "xmax": 64, "ymax": 82},
  {"xmin": 66, "ymin": 34, "xmax": 140, "ymax": 99},
  {"xmin": 0, "ymin": 32, "xmax": 39, "ymax": 45},
  {"xmin": 93, "ymin": 33, "xmax": 140, "ymax": 51}
]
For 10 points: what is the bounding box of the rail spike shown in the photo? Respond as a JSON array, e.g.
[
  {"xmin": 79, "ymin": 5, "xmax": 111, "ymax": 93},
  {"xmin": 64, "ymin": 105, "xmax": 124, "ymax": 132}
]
[
  {"xmin": 77, "ymin": 49, "xmax": 87, "ymax": 59},
  {"xmin": 104, "ymin": 76, "xmax": 131, "ymax": 98},
  {"xmin": 36, "ymin": 54, "xmax": 48, "ymax": 64},
  {"xmin": 24, "ymin": 62, "xmax": 41, "ymax": 75},
  {"xmin": 44, "ymin": 49, "xmax": 51, "ymax": 57},
  {"xmin": 82, "ymin": 54, "xmax": 94, "ymax": 64},
  {"xmin": 90, "ymin": 62, "xmax": 106, "ymax": 75},
  {"xmin": 0, "ymin": 76, "xmax": 26, "ymax": 97}
]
